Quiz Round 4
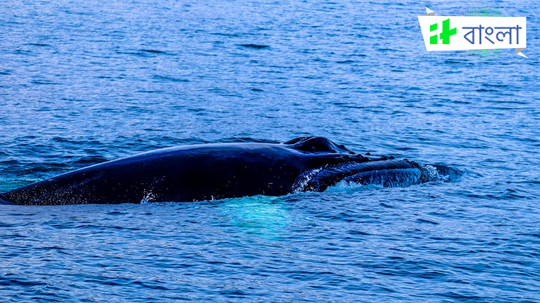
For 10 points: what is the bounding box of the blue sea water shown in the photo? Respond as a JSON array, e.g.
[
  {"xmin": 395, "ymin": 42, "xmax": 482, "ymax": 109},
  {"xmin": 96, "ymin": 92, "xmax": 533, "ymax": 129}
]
[{"xmin": 1, "ymin": 0, "xmax": 539, "ymax": 301}]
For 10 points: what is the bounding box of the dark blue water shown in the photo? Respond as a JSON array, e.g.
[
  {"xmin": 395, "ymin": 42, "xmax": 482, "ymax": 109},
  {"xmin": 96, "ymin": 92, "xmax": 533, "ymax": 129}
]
[{"xmin": 1, "ymin": 0, "xmax": 539, "ymax": 301}]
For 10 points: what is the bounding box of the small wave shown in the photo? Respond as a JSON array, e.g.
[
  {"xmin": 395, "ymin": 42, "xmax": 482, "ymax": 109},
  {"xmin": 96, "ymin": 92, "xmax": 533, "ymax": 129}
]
[
  {"xmin": 0, "ymin": 277, "xmax": 46, "ymax": 287},
  {"xmin": 152, "ymin": 75, "xmax": 190, "ymax": 83},
  {"xmin": 139, "ymin": 49, "xmax": 165, "ymax": 54},
  {"xmin": 26, "ymin": 43, "xmax": 52, "ymax": 47},
  {"xmin": 238, "ymin": 44, "xmax": 270, "ymax": 49}
]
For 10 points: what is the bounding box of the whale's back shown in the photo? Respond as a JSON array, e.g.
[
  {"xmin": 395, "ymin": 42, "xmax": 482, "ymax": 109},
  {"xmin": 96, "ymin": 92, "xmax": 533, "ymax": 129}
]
[{"xmin": 1, "ymin": 143, "xmax": 310, "ymax": 205}]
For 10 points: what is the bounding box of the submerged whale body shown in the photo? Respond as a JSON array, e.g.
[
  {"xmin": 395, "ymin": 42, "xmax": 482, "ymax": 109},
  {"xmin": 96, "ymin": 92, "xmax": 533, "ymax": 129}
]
[{"xmin": 0, "ymin": 137, "xmax": 458, "ymax": 205}]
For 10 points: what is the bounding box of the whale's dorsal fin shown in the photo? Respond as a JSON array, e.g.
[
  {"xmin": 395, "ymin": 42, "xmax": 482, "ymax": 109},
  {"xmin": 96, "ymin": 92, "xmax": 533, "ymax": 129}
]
[{"xmin": 285, "ymin": 136, "xmax": 355, "ymax": 154}]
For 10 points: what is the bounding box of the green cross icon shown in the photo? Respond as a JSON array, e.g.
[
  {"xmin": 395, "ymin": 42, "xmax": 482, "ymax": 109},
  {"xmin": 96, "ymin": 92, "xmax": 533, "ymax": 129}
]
[{"xmin": 429, "ymin": 18, "xmax": 457, "ymax": 45}]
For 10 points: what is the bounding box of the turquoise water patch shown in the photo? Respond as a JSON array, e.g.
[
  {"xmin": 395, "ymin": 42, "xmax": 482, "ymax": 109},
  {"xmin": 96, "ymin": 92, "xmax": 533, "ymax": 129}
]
[{"xmin": 219, "ymin": 195, "xmax": 290, "ymax": 240}]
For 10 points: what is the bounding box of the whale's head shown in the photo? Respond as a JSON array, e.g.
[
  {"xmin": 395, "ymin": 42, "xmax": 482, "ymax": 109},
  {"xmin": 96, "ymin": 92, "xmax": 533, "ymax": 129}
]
[{"xmin": 284, "ymin": 136, "xmax": 460, "ymax": 193}]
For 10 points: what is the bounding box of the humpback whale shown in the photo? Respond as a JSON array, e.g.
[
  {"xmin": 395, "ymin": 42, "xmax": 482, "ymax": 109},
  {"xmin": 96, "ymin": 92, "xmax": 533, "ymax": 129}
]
[{"xmin": 0, "ymin": 137, "xmax": 457, "ymax": 205}]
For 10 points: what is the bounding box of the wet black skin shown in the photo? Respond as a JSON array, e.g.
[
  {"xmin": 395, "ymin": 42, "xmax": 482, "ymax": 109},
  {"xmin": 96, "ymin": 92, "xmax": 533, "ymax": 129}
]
[{"xmin": 0, "ymin": 137, "xmax": 448, "ymax": 205}]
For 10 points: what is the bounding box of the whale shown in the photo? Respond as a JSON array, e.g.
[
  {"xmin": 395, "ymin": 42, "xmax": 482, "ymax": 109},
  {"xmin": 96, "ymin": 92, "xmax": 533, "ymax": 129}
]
[{"xmin": 0, "ymin": 137, "xmax": 457, "ymax": 205}]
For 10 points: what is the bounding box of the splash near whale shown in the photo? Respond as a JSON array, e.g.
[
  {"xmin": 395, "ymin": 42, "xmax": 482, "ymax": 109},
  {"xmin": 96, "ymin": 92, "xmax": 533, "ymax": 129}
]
[{"xmin": 0, "ymin": 137, "xmax": 459, "ymax": 205}]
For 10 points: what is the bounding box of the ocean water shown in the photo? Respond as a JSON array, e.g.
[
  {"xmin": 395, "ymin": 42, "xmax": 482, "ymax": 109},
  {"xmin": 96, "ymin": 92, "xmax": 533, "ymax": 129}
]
[{"xmin": 1, "ymin": 0, "xmax": 539, "ymax": 301}]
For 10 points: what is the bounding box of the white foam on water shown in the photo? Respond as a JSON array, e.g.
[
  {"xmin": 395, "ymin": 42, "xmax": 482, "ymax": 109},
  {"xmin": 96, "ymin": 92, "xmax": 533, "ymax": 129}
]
[
  {"xmin": 140, "ymin": 192, "xmax": 155, "ymax": 204},
  {"xmin": 291, "ymin": 168, "xmax": 322, "ymax": 193},
  {"xmin": 422, "ymin": 164, "xmax": 450, "ymax": 182}
]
